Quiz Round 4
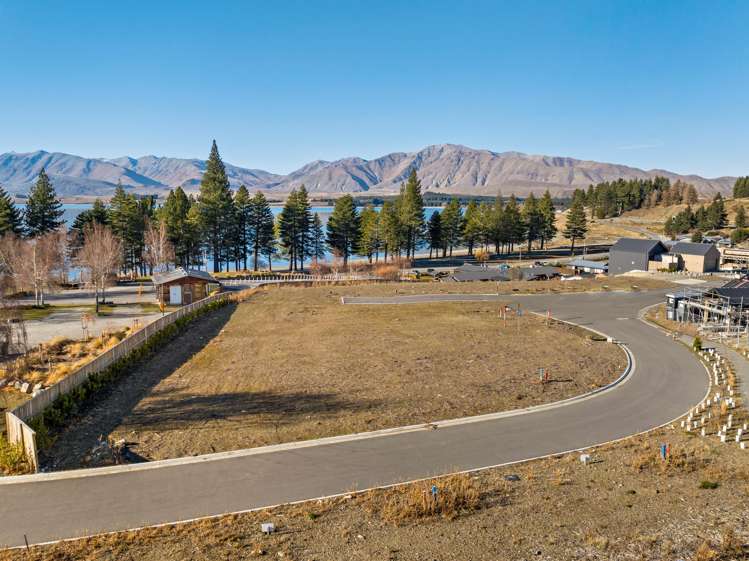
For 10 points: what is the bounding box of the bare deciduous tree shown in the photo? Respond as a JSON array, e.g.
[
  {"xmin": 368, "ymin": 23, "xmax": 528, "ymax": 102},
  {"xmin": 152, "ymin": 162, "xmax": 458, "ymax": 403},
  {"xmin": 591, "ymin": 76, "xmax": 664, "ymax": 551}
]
[
  {"xmin": 77, "ymin": 223, "xmax": 123, "ymax": 314},
  {"xmin": 144, "ymin": 218, "xmax": 175, "ymax": 274},
  {"xmin": 0, "ymin": 230, "xmax": 66, "ymax": 306}
]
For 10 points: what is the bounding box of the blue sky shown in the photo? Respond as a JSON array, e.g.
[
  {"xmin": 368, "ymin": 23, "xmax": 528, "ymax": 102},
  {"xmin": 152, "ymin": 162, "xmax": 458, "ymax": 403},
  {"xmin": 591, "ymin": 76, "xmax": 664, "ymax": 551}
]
[{"xmin": 1, "ymin": 0, "xmax": 747, "ymax": 177}]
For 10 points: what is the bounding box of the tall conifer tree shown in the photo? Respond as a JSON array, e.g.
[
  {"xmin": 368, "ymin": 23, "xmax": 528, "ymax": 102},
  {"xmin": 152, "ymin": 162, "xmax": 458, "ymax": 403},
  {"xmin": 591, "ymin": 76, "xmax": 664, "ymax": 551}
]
[
  {"xmin": 25, "ymin": 168, "xmax": 64, "ymax": 237},
  {"xmin": 0, "ymin": 185, "xmax": 24, "ymax": 236},
  {"xmin": 326, "ymin": 195, "xmax": 360, "ymax": 266},
  {"xmin": 197, "ymin": 140, "xmax": 233, "ymax": 272}
]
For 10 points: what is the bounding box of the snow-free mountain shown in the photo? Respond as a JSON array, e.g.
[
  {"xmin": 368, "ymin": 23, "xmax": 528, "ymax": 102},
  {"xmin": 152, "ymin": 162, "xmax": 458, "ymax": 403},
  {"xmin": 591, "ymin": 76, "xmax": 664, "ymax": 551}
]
[{"xmin": 0, "ymin": 144, "xmax": 735, "ymax": 199}]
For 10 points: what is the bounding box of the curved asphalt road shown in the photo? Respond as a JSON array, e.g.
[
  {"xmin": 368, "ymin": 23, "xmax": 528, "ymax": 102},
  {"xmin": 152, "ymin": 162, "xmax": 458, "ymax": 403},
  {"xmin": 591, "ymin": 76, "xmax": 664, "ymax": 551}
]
[{"xmin": 0, "ymin": 290, "xmax": 708, "ymax": 548}]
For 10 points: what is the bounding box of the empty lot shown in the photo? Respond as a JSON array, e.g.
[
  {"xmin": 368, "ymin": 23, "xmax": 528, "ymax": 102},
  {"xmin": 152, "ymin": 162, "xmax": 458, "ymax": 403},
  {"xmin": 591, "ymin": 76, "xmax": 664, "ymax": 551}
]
[{"xmin": 47, "ymin": 284, "xmax": 626, "ymax": 466}]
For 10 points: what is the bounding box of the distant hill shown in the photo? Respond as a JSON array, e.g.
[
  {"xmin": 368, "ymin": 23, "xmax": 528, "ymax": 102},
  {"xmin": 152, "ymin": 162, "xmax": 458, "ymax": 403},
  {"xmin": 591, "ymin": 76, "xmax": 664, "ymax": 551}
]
[{"xmin": 0, "ymin": 145, "xmax": 736, "ymax": 199}]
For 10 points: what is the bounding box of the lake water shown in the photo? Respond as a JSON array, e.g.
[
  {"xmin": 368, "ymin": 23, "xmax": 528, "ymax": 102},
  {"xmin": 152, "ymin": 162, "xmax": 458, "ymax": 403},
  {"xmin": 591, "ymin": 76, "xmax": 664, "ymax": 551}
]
[{"xmin": 47, "ymin": 204, "xmax": 448, "ymax": 271}]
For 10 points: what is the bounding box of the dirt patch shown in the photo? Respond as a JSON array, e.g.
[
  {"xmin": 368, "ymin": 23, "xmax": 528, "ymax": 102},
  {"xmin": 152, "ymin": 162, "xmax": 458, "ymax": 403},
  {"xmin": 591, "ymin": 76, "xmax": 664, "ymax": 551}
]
[
  {"xmin": 9, "ymin": 426, "xmax": 749, "ymax": 561},
  {"xmin": 45, "ymin": 285, "xmax": 625, "ymax": 467},
  {"xmin": 646, "ymin": 303, "xmax": 700, "ymax": 338}
]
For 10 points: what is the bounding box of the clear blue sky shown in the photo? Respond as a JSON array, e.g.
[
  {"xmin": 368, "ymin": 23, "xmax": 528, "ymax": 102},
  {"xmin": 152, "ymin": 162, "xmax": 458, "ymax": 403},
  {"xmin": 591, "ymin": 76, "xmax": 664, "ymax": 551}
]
[{"xmin": 1, "ymin": 0, "xmax": 747, "ymax": 177}]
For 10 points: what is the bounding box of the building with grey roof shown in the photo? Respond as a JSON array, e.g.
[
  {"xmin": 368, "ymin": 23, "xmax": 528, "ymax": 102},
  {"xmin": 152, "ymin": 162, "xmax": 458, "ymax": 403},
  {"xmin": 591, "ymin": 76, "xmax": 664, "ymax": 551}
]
[
  {"xmin": 608, "ymin": 238, "xmax": 669, "ymax": 275},
  {"xmin": 670, "ymin": 242, "xmax": 720, "ymax": 272}
]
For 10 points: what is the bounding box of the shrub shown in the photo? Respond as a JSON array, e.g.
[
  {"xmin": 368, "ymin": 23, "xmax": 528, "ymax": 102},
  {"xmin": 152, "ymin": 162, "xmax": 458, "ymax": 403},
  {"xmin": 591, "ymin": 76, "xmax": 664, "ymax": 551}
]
[
  {"xmin": 0, "ymin": 436, "xmax": 31, "ymax": 475},
  {"xmin": 699, "ymin": 480, "xmax": 719, "ymax": 489},
  {"xmin": 693, "ymin": 336, "xmax": 702, "ymax": 352}
]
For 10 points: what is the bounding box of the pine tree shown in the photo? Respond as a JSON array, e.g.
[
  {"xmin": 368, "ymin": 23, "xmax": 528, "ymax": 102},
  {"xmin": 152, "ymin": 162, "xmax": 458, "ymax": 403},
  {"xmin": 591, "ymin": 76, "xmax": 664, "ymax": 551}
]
[
  {"xmin": 0, "ymin": 185, "xmax": 24, "ymax": 236},
  {"xmin": 161, "ymin": 187, "xmax": 194, "ymax": 268},
  {"xmin": 735, "ymin": 205, "xmax": 747, "ymax": 229},
  {"xmin": 379, "ymin": 201, "xmax": 402, "ymax": 262},
  {"xmin": 462, "ymin": 200, "xmax": 481, "ymax": 256},
  {"xmin": 196, "ymin": 140, "xmax": 234, "ymax": 272},
  {"xmin": 426, "ymin": 211, "xmax": 442, "ymax": 259},
  {"xmin": 538, "ymin": 190, "xmax": 557, "ymax": 249},
  {"xmin": 733, "ymin": 177, "xmax": 749, "ymax": 198},
  {"xmin": 326, "ymin": 195, "xmax": 360, "ymax": 266},
  {"xmin": 294, "ymin": 185, "xmax": 312, "ymax": 270},
  {"xmin": 439, "ymin": 198, "xmax": 462, "ymax": 257},
  {"xmin": 358, "ymin": 205, "xmax": 381, "ymax": 262},
  {"xmin": 489, "ymin": 194, "xmax": 504, "ymax": 254},
  {"xmin": 108, "ymin": 183, "xmax": 142, "ymax": 275},
  {"xmin": 503, "ymin": 195, "xmax": 525, "ymax": 253},
  {"xmin": 685, "ymin": 184, "xmax": 698, "ymax": 204},
  {"xmin": 233, "ymin": 185, "xmax": 252, "ymax": 270},
  {"xmin": 398, "ymin": 169, "xmax": 425, "ymax": 259},
  {"xmin": 522, "ymin": 192, "xmax": 544, "ymax": 251},
  {"xmin": 310, "ymin": 213, "xmax": 326, "ymax": 265},
  {"xmin": 707, "ymin": 193, "xmax": 728, "ymax": 230},
  {"xmin": 25, "ymin": 168, "xmax": 64, "ymax": 237},
  {"xmin": 70, "ymin": 199, "xmax": 108, "ymax": 254},
  {"xmin": 563, "ymin": 195, "xmax": 588, "ymax": 255},
  {"xmin": 247, "ymin": 192, "xmax": 276, "ymax": 271}
]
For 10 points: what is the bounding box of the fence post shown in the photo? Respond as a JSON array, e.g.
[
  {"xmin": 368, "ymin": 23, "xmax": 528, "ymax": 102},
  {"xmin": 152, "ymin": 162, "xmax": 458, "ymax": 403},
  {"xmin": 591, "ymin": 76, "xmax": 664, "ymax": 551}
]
[{"xmin": 5, "ymin": 412, "xmax": 38, "ymax": 472}]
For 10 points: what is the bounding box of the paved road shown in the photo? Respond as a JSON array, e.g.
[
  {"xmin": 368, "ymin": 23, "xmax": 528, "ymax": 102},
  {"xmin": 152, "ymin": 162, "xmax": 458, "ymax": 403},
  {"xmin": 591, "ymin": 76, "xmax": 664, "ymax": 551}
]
[
  {"xmin": 0, "ymin": 290, "xmax": 708, "ymax": 548},
  {"xmin": 24, "ymin": 307, "xmax": 161, "ymax": 348}
]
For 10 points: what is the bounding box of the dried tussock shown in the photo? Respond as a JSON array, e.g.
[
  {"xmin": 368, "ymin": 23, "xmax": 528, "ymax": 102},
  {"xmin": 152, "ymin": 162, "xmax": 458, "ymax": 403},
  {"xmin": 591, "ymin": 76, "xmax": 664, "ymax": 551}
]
[
  {"xmin": 363, "ymin": 474, "xmax": 483, "ymax": 524},
  {"xmin": 0, "ymin": 327, "xmax": 132, "ymax": 390}
]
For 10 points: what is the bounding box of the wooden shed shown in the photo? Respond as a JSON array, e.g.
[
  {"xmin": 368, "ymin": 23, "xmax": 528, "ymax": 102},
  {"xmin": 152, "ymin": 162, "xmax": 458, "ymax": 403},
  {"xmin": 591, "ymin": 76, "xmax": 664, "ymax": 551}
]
[{"xmin": 152, "ymin": 268, "xmax": 219, "ymax": 305}]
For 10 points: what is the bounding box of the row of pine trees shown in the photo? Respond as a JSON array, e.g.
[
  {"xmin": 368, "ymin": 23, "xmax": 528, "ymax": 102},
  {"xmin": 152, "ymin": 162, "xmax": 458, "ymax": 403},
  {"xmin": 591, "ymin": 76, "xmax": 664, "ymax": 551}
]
[{"xmin": 0, "ymin": 141, "xmax": 574, "ymax": 276}]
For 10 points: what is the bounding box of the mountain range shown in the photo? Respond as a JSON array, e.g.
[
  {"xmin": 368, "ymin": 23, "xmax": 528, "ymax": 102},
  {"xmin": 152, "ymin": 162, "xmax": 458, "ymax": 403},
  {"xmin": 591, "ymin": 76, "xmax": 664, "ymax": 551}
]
[{"xmin": 0, "ymin": 144, "xmax": 736, "ymax": 200}]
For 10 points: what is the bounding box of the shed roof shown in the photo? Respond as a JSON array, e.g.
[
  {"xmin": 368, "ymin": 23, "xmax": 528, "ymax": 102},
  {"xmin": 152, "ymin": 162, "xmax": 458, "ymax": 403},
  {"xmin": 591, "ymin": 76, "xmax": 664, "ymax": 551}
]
[
  {"xmin": 152, "ymin": 268, "xmax": 218, "ymax": 285},
  {"xmin": 568, "ymin": 259, "xmax": 608, "ymax": 271},
  {"xmin": 518, "ymin": 266, "xmax": 561, "ymax": 280},
  {"xmin": 721, "ymin": 278, "xmax": 749, "ymax": 289},
  {"xmin": 709, "ymin": 287, "xmax": 749, "ymax": 305},
  {"xmin": 452, "ymin": 264, "xmax": 510, "ymax": 282},
  {"xmin": 610, "ymin": 238, "xmax": 666, "ymax": 254},
  {"xmin": 671, "ymin": 242, "xmax": 718, "ymax": 256}
]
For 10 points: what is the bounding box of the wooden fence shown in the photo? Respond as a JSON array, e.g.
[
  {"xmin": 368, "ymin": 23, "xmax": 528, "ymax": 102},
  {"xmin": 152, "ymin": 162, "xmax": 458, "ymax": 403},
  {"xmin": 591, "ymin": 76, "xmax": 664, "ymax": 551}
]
[
  {"xmin": 3, "ymin": 273, "xmax": 382, "ymax": 472},
  {"xmin": 9, "ymin": 291, "xmax": 230, "ymax": 424},
  {"xmin": 219, "ymin": 272, "xmax": 376, "ymax": 287},
  {"xmin": 4, "ymin": 411, "xmax": 37, "ymax": 471}
]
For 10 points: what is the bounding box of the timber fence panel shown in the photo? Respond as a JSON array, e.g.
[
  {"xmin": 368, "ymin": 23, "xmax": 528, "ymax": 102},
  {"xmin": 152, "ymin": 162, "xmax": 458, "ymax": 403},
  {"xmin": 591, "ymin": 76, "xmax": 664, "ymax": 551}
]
[
  {"xmin": 10, "ymin": 292, "xmax": 229, "ymax": 423},
  {"xmin": 5, "ymin": 411, "xmax": 38, "ymax": 472}
]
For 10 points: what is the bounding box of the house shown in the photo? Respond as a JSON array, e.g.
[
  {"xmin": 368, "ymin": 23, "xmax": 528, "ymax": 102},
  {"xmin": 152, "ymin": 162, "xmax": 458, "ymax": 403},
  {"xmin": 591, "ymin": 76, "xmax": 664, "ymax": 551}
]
[
  {"xmin": 608, "ymin": 238, "xmax": 669, "ymax": 275},
  {"xmin": 516, "ymin": 266, "xmax": 561, "ymax": 281},
  {"xmin": 451, "ymin": 264, "xmax": 510, "ymax": 282},
  {"xmin": 152, "ymin": 268, "xmax": 220, "ymax": 305},
  {"xmin": 568, "ymin": 259, "xmax": 608, "ymax": 275},
  {"xmin": 670, "ymin": 242, "xmax": 720, "ymax": 273}
]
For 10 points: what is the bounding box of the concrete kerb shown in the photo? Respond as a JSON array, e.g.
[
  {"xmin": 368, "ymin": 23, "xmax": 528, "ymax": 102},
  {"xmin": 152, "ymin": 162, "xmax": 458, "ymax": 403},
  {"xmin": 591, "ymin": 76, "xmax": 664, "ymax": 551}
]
[{"xmin": 0, "ymin": 302, "xmax": 634, "ymax": 485}]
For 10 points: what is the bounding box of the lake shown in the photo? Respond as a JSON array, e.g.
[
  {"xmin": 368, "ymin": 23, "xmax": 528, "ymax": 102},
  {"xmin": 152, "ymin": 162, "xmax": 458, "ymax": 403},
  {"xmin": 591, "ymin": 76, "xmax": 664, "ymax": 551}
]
[{"xmin": 44, "ymin": 204, "xmax": 449, "ymax": 271}]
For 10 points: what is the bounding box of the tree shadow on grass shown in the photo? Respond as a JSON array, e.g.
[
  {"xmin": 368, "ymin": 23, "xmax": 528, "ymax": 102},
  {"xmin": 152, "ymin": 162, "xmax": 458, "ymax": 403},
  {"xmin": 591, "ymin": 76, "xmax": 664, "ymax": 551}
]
[
  {"xmin": 42, "ymin": 303, "xmax": 238, "ymax": 469},
  {"xmin": 120, "ymin": 389, "xmax": 380, "ymax": 432}
]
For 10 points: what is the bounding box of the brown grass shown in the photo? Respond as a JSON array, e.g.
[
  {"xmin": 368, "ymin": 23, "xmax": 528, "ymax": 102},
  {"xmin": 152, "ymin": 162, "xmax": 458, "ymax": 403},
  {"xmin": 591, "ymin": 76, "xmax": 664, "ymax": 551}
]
[
  {"xmin": 363, "ymin": 474, "xmax": 483, "ymax": 524},
  {"xmin": 7, "ymin": 425, "xmax": 749, "ymax": 561},
  {"xmin": 79, "ymin": 285, "xmax": 627, "ymax": 462}
]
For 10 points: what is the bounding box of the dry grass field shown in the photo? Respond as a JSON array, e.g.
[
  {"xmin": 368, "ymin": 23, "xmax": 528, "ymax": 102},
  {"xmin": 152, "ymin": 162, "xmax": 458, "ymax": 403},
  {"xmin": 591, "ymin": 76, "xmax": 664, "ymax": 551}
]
[
  {"xmin": 44, "ymin": 284, "xmax": 625, "ymax": 467},
  {"xmin": 9, "ymin": 425, "xmax": 749, "ymax": 561}
]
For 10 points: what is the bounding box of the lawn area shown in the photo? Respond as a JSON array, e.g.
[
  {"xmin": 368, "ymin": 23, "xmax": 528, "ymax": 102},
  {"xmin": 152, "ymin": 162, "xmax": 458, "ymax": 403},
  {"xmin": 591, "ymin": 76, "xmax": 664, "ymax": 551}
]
[{"xmin": 44, "ymin": 284, "xmax": 626, "ymax": 467}]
